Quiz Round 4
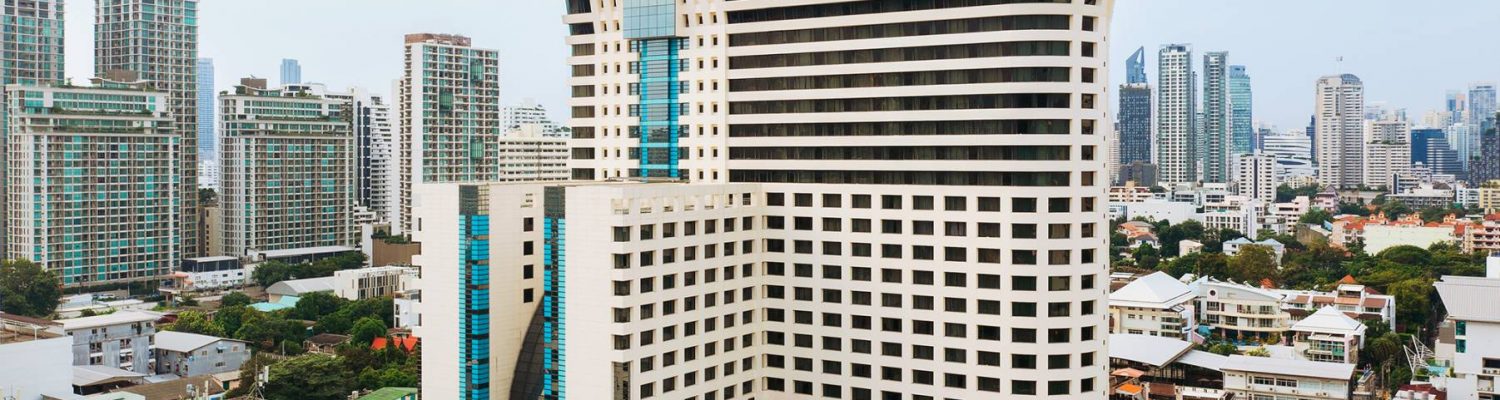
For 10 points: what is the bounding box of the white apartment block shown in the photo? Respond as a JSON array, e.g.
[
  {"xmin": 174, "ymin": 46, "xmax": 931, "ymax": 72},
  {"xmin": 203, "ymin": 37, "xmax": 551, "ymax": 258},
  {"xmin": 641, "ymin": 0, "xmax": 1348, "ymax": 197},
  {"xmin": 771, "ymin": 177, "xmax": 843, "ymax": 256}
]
[
  {"xmin": 503, "ymin": 98, "xmax": 567, "ymax": 138},
  {"xmin": 1364, "ymin": 119, "xmax": 1411, "ymax": 190},
  {"xmin": 3, "ymin": 79, "xmax": 182, "ymax": 287},
  {"xmin": 333, "ymin": 265, "xmax": 415, "ymax": 300},
  {"xmin": 1191, "ymin": 278, "xmax": 1291, "ymax": 341},
  {"xmin": 1221, "ymin": 355, "xmax": 1356, "ymax": 400},
  {"xmin": 397, "ymin": 33, "xmax": 502, "ymax": 235},
  {"xmin": 414, "ymin": 1, "xmax": 1115, "ymax": 399},
  {"xmin": 1158, "ymin": 44, "xmax": 1197, "ymax": 186},
  {"xmin": 1288, "ymin": 306, "xmax": 1366, "ymax": 365},
  {"xmin": 219, "ymin": 79, "xmax": 358, "ymax": 257},
  {"xmin": 1108, "ymin": 272, "xmax": 1197, "ymax": 339},
  {"xmin": 494, "ymin": 129, "xmax": 570, "ymax": 182},
  {"xmin": 1233, "ymin": 153, "xmax": 1277, "ymax": 202},
  {"xmin": 340, "ymin": 87, "xmax": 397, "ymax": 226},
  {"xmin": 1432, "ymin": 258, "xmax": 1500, "ymax": 400},
  {"xmin": 1315, "ymin": 74, "xmax": 1366, "ymax": 190}
]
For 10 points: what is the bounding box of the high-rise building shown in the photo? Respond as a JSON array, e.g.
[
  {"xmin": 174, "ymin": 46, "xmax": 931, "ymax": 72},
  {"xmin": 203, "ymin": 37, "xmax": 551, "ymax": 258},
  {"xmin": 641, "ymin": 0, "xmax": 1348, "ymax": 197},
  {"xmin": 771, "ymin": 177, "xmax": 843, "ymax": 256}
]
[
  {"xmin": 1200, "ymin": 51, "xmax": 1229, "ymax": 183},
  {"xmin": 1233, "ymin": 154, "xmax": 1277, "ymax": 202},
  {"xmin": 218, "ymin": 79, "xmax": 357, "ymax": 257},
  {"xmin": 326, "ymin": 87, "xmax": 396, "ymax": 223},
  {"xmin": 4, "ymin": 78, "xmax": 180, "ymax": 286},
  {"xmin": 1118, "ymin": 82, "xmax": 1152, "ymax": 172},
  {"xmin": 502, "ymin": 98, "xmax": 567, "ymax": 138},
  {"xmin": 1469, "ymin": 83, "xmax": 1496, "ymax": 133},
  {"xmin": 1411, "ymin": 128, "xmax": 1461, "ymax": 178},
  {"xmin": 1447, "ymin": 123, "xmax": 1480, "ymax": 170},
  {"xmin": 1261, "ymin": 132, "xmax": 1316, "ymax": 182},
  {"xmin": 1126, "ymin": 46, "xmax": 1147, "ymax": 85},
  {"xmin": 1, "ymin": 0, "xmax": 65, "ymax": 86},
  {"xmin": 1158, "ymin": 44, "xmax": 1196, "ymax": 185},
  {"xmin": 415, "ymin": 1, "xmax": 1113, "ymax": 399},
  {"xmin": 280, "ymin": 58, "xmax": 302, "ymax": 86},
  {"xmin": 95, "ymin": 0, "xmax": 202, "ymax": 258},
  {"xmin": 1362, "ymin": 120, "xmax": 1411, "ymax": 190},
  {"xmin": 396, "ymin": 33, "xmax": 503, "ymax": 235},
  {"xmin": 1315, "ymin": 74, "xmax": 1365, "ymax": 189},
  {"xmin": 1448, "ymin": 90, "xmax": 1466, "ymax": 127},
  {"xmin": 1229, "ymin": 65, "xmax": 1253, "ymax": 156},
  {"xmin": 196, "ymin": 58, "xmax": 215, "ymax": 162}
]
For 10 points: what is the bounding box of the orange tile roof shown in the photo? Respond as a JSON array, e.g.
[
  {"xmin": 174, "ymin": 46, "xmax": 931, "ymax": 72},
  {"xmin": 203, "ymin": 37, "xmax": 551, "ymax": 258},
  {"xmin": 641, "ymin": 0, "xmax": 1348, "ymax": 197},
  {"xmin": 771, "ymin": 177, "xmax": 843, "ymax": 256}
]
[{"xmin": 372, "ymin": 336, "xmax": 419, "ymax": 352}]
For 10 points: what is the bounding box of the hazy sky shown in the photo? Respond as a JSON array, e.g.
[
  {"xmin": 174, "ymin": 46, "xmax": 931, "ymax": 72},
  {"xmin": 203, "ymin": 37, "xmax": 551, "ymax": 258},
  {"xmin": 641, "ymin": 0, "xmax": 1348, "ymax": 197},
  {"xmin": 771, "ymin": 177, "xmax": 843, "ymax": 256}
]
[{"xmin": 63, "ymin": 1, "xmax": 1500, "ymax": 130}]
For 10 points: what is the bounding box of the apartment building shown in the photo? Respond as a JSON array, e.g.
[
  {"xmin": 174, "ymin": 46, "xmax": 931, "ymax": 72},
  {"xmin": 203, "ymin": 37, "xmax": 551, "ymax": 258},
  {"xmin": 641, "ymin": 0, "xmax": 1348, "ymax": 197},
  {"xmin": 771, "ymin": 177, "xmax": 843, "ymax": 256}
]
[
  {"xmin": 414, "ymin": 1, "xmax": 1115, "ymax": 399},
  {"xmin": 95, "ymin": 0, "xmax": 202, "ymax": 257},
  {"xmin": 333, "ymin": 265, "xmax": 416, "ymax": 300},
  {"xmin": 1288, "ymin": 306, "xmax": 1367, "ymax": 365},
  {"xmin": 1109, "ymin": 272, "xmax": 1197, "ymax": 339},
  {"xmin": 1432, "ymin": 258, "xmax": 1500, "ymax": 400},
  {"xmin": 1276, "ymin": 279, "xmax": 1396, "ymax": 331},
  {"xmin": 3, "ymin": 78, "xmax": 182, "ymax": 287},
  {"xmin": 59, "ymin": 311, "xmax": 160, "ymax": 374},
  {"xmin": 1191, "ymin": 279, "xmax": 1291, "ymax": 341},
  {"xmin": 153, "ymin": 331, "xmax": 251, "ymax": 378},
  {"xmin": 396, "ymin": 33, "xmax": 501, "ymax": 235},
  {"xmin": 219, "ymin": 79, "xmax": 358, "ymax": 257},
  {"xmin": 1, "ymin": 0, "xmax": 65, "ymax": 86},
  {"xmin": 1221, "ymin": 355, "xmax": 1356, "ymax": 400}
]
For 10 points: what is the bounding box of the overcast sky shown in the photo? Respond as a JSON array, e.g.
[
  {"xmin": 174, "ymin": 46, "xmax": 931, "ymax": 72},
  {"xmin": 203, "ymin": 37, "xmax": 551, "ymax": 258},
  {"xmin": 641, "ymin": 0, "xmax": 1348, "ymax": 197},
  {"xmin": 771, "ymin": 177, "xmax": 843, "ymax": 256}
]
[{"xmin": 64, "ymin": 1, "xmax": 1500, "ymax": 130}]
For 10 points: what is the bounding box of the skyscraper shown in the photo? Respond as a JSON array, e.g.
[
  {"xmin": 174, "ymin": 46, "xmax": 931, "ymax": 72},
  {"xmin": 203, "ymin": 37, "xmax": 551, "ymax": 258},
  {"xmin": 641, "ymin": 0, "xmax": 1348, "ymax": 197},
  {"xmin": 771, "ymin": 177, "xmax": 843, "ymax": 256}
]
[
  {"xmin": 1126, "ymin": 46, "xmax": 1147, "ymax": 84},
  {"xmin": 1363, "ymin": 120, "xmax": 1411, "ymax": 190},
  {"xmin": 196, "ymin": 58, "xmax": 215, "ymax": 162},
  {"xmin": 280, "ymin": 58, "xmax": 302, "ymax": 86},
  {"xmin": 416, "ymin": 1, "xmax": 1113, "ymax": 399},
  {"xmin": 1315, "ymin": 74, "xmax": 1366, "ymax": 189},
  {"xmin": 219, "ymin": 79, "xmax": 357, "ymax": 257},
  {"xmin": 1200, "ymin": 52, "xmax": 1229, "ymax": 183},
  {"xmin": 1, "ymin": 0, "xmax": 65, "ymax": 86},
  {"xmin": 346, "ymin": 88, "xmax": 394, "ymax": 221},
  {"xmin": 1229, "ymin": 65, "xmax": 1253, "ymax": 155},
  {"xmin": 1158, "ymin": 44, "xmax": 1197, "ymax": 185},
  {"xmin": 1233, "ymin": 154, "xmax": 1277, "ymax": 202},
  {"xmin": 95, "ymin": 0, "xmax": 202, "ymax": 258},
  {"xmin": 1411, "ymin": 128, "xmax": 1461, "ymax": 178},
  {"xmin": 4, "ymin": 78, "xmax": 180, "ymax": 286},
  {"xmin": 1469, "ymin": 83, "xmax": 1497, "ymax": 131}
]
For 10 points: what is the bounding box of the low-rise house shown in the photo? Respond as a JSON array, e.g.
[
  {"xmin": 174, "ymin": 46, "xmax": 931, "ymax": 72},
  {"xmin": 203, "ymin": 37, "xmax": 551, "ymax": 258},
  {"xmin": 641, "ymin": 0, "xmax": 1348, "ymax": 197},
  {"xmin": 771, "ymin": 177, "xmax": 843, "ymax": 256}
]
[
  {"xmin": 265, "ymin": 276, "xmax": 336, "ymax": 303},
  {"xmin": 1223, "ymin": 238, "xmax": 1287, "ymax": 264},
  {"xmin": 1109, "ymin": 272, "xmax": 1198, "ymax": 340},
  {"xmin": 1190, "ymin": 278, "xmax": 1291, "ymax": 342},
  {"xmin": 1221, "ymin": 355, "xmax": 1357, "ymax": 400},
  {"xmin": 1289, "ymin": 306, "xmax": 1367, "ymax": 364},
  {"xmin": 1277, "ymin": 277, "xmax": 1395, "ymax": 331},
  {"xmin": 305, "ymin": 333, "xmax": 350, "ymax": 355},
  {"xmin": 176, "ymin": 257, "xmax": 245, "ymax": 291},
  {"xmin": 1181, "ymin": 240, "xmax": 1205, "ymax": 255},
  {"xmin": 1430, "ymin": 257, "xmax": 1500, "ymax": 400},
  {"xmin": 1107, "ymin": 334, "xmax": 1230, "ymax": 398},
  {"xmin": 0, "ymin": 313, "xmax": 74, "ymax": 400},
  {"xmin": 153, "ymin": 331, "xmax": 251, "ymax": 378},
  {"xmin": 60, "ymin": 311, "xmax": 161, "ymax": 374},
  {"xmin": 334, "ymin": 266, "xmax": 416, "ymax": 300}
]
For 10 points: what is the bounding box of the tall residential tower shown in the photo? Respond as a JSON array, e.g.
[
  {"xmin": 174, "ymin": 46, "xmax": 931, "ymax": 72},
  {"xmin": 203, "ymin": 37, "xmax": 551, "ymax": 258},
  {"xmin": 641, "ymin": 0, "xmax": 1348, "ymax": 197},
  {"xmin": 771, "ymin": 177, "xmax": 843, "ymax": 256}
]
[
  {"xmin": 1, "ymin": 0, "xmax": 65, "ymax": 86},
  {"xmin": 1200, "ymin": 51, "xmax": 1229, "ymax": 183},
  {"xmin": 1229, "ymin": 65, "xmax": 1253, "ymax": 154},
  {"xmin": 280, "ymin": 58, "xmax": 302, "ymax": 86},
  {"xmin": 1157, "ymin": 44, "xmax": 1196, "ymax": 185},
  {"xmin": 1315, "ymin": 74, "xmax": 1365, "ymax": 189},
  {"xmin": 196, "ymin": 58, "xmax": 215, "ymax": 162}
]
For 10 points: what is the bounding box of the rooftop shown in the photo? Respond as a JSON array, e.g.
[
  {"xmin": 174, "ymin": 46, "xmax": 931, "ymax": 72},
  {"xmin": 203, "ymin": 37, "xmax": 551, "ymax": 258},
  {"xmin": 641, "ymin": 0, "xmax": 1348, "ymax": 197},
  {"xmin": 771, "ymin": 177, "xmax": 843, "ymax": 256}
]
[
  {"xmin": 1221, "ymin": 355, "xmax": 1356, "ymax": 381},
  {"xmin": 59, "ymin": 310, "xmax": 159, "ymax": 331},
  {"xmin": 1434, "ymin": 275, "xmax": 1500, "ymax": 323},
  {"xmin": 256, "ymin": 245, "xmax": 357, "ymax": 259},
  {"xmin": 1110, "ymin": 272, "xmax": 1195, "ymax": 309},
  {"xmin": 154, "ymin": 331, "xmax": 242, "ymax": 353},
  {"xmin": 73, "ymin": 365, "xmax": 146, "ymax": 387},
  {"xmin": 266, "ymin": 277, "xmax": 336, "ymax": 296},
  {"xmin": 116, "ymin": 375, "xmax": 227, "ymax": 400},
  {"xmin": 1109, "ymin": 333, "xmax": 1194, "ymax": 367},
  {"xmin": 358, "ymin": 387, "xmax": 419, "ymax": 400},
  {"xmin": 1291, "ymin": 306, "xmax": 1368, "ymax": 335}
]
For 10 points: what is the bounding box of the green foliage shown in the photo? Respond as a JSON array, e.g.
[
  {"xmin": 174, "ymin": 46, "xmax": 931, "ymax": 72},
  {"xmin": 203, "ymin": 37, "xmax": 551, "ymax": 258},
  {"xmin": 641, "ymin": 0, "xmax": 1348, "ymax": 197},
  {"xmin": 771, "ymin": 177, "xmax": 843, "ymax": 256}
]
[
  {"xmin": 167, "ymin": 311, "xmax": 225, "ymax": 337},
  {"xmin": 351, "ymin": 317, "xmax": 388, "ymax": 345},
  {"xmin": 1388, "ymin": 279, "xmax": 1435, "ymax": 333},
  {"xmin": 1276, "ymin": 184, "xmax": 1321, "ymax": 203},
  {"xmin": 1228, "ymin": 245, "xmax": 1278, "ymax": 284},
  {"xmin": 0, "ymin": 259, "xmax": 63, "ymax": 317},
  {"xmin": 1377, "ymin": 246, "xmax": 1432, "ymax": 266},
  {"xmin": 1132, "ymin": 245, "xmax": 1160, "ymax": 270},
  {"xmin": 1338, "ymin": 201, "xmax": 1372, "ymax": 216},
  {"xmin": 251, "ymin": 253, "xmax": 369, "ymax": 287},
  {"xmin": 220, "ymin": 292, "xmax": 254, "ymax": 308},
  {"xmin": 291, "ymin": 292, "xmax": 346, "ymax": 321},
  {"xmin": 1158, "ymin": 220, "xmax": 1207, "ymax": 257},
  {"xmin": 215, "ymin": 305, "xmax": 252, "ymax": 335},
  {"xmin": 251, "ymin": 261, "xmax": 296, "ymax": 287},
  {"xmin": 233, "ymin": 312, "xmax": 306, "ymax": 352},
  {"xmin": 264, "ymin": 355, "xmax": 354, "ymax": 400},
  {"xmin": 1205, "ymin": 342, "xmax": 1239, "ymax": 356},
  {"xmin": 1378, "ymin": 200, "xmax": 1415, "ymax": 219},
  {"xmin": 1300, "ymin": 208, "xmax": 1334, "ymax": 225},
  {"xmin": 1245, "ymin": 347, "xmax": 1271, "ymax": 357}
]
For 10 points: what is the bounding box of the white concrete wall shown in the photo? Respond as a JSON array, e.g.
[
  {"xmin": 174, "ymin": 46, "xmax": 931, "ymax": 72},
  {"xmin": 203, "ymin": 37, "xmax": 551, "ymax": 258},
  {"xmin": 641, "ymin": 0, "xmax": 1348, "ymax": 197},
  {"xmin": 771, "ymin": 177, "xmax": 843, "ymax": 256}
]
[{"xmin": 0, "ymin": 336, "xmax": 73, "ymax": 400}]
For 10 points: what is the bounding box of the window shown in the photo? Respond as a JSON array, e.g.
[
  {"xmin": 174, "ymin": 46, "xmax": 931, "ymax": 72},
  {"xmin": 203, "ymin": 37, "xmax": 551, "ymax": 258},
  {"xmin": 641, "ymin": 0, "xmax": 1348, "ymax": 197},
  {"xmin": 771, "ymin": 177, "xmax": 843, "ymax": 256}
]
[
  {"xmin": 913, "ymin": 196, "xmax": 934, "ymax": 210},
  {"xmin": 1012, "ymin": 380, "xmax": 1036, "ymax": 395},
  {"xmin": 1012, "ymin": 302, "xmax": 1036, "ymax": 317},
  {"xmin": 1048, "ymin": 276, "xmax": 1070, "ymax": 291}
]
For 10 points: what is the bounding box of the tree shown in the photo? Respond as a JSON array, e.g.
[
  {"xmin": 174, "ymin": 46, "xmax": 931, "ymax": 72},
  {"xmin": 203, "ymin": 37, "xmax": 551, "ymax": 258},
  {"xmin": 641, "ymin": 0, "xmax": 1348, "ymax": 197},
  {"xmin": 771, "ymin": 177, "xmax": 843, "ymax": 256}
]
[
  {"xmin": 264, "ymin": 354, "xmax": 354, "ymax": 400},
  {"xmin": 1338, "ymin": 202, "xmax": 1371, "ymax": 216},
  {"xmin": 167, "ymin": 311, "xmax": 225, "ymax": 337},
  {"xmin": 220, "ymin": 292, "xmax": 254, "ymax": 308},
  {"xmin": 291, "ymin": 292, "xmax": 345, "ymax": 321},
  {"xmin": 1379, "ymin": 200, "xmax": 1415, "ymax": 220},
  {"xmin": 1276, "ymin": 184, "xmax": 1321, "ymax": 203},
  {"xmin": 1377, "ymin": 245, "xmax": 1432, "ymax": 266},
  {"xmin": 234, "ymin": 313, "xmax": 306, "ymax": 351},
  {"xmin": 1133, "ymin": 244, "xmax": 1161, "ymax": 270},
  {"xmin": 1388, "ymin": 279, "xmax": 1435, "ymax": 334},
  {"xmin": 252, "ymin": 261, "xmax": 295, "ymax": 287},
  {"xmin": 351, "ymin": 317, "xmax": 388, "ymax": 345},
  {"xmin": 0, "ymin": 259, "xmax": 62, "ymax": 317},
  {"xmin": 314, "ymin": 311, "xmax": 353, "ymax": 335},
  {"xmin": 215, "ymin": 305, "xmax": 252, "ymax": 336},
  {"xmin": 1228, "ymin": 245, "xmax": 1279, "ymax": 284},
  {"xmin": 1299, "ymin": 209, "xmax": 1334, "ymax": 225}
]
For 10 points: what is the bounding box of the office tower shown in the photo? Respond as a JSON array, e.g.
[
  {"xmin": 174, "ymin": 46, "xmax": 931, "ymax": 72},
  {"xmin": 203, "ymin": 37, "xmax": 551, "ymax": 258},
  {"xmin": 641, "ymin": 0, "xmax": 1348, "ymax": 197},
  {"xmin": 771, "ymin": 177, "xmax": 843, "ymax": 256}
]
[
  {"xmin": 197, "ymin": 58, "xmax": 215, "ymax": 162},
  {"xmin": 1229, "ymin": 65, "xmax": 1253, "ymax": 155},
  {"xmin": 1307, "ymin": 115, "xmax": 1317, "ymax": 160},
  {"xmin": 396, "ymin": 33, "xmax": 503, "ymax": 235},
  {"xmin": 1363, "ymin": 120, "xmax": 1411, "ymax": 190},
  {"xmin": 1158, "ymin": 44, "xmax": 1196, "ymax": 185},
  {"xmin": 1412, "ymin": 128, "xmax": 1461, "ymax": 178},
  {"xmin": 1261, "ymin": 132, "xmax": 1316, "ymax": 182},
  {"xmin": 96, "ymin": 0, "xmax": 201, "ymax": 258},
  {"xmin": 1447, "ymin": 123, "xmax": 1480, "ymax": 170},
  {"xmin": 218, "ymin": 79, "xmax": 357, "ymax": 257},
  {"xmin": 1126, "ymin": 46, "xmax": 1147, "ymax": 84},
  {"xmin": 503, "ymin": 98, "xmax": 567, "ymax": 138},
  {"xmin": 280, "ymin": 58, "xmax": 302, "ymax": 86},
  {"xmin": 1118, "ymin": 82, "xmax": 1152, "ymax": 171},
  {"xmin": 415, "ymin": 1, "xmax": 1114, "ymax": 399},
  {"xmin": 1469, "ymin": 83, "xmax": 1497, "ymax": 132},
  {"xmin": 4, "ymin": 78, "xmax": 180, "ymax": 286},
  {"xmin": 1314, "ymin": 74, "xmax": 1365, "ymax": 189},
  {"xmin": 1, "ymin": 0, "xmax": 65, "ymax": 86},
  {"xmin": 1233, "ymin": 154, "xmax": 1277, "ymax": 202},
  {"xmin": 1201, "ymin": 52, "xmax": 1229, "ymax": 183},
  {"xmin": 1448, "ymin": 90, "xmax": 1466, "ymax": 127}
]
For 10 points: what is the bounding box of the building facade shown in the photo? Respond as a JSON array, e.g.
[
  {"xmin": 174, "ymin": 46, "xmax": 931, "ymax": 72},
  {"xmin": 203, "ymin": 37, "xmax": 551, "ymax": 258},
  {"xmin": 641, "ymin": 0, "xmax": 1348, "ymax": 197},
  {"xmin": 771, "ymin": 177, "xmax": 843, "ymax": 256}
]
[
  {"xmin": 1109, "ymin": 272, "xmax": 1197, "ymax": 339},
  {"xmin": 1432, "ymin": 260, "xmax": 1500, "ymax": 400},
  {"xmin": 416, "ymin": 1, "xmax": 1115, "ymax": 399},
  {"xmin": 197, "ymin": 57, "xmax": 215, "ymax": 162},
  {"xmin": 1158, "ymin": 44, "xmax": 1196, "ymax": 185},
  {"xmin": 95, "ymin": 0, "xmax": 202, "ymax": 257},
  {"xmin": 1315, "ymin": 74, "xmax": 1366, "ymax": 190},
  {"xmin": 1221, "ymin": 355, "xmax": 1356, "ymax": 400},
  {"xmin": 1229, "ymin": 65, "xmax": 1253, "ymax": 155},
  {"xmin": 219, "ymin": 79, "xmax": 358, "ymax": 257},
  {"xmin": 1201, "ymin": 51, "xmax": 1229, "ymax": 183},
  {"xmin": 1, "ymin": 0, "xmax": 65, "ymax": 86},
  {"xmin": 502, "ymin": 98, "xmax": 567, "ymax": 138},
  {"xmin": 1233, "ymin": 154, "xmax": 1277, "ymax": 202},
  {"xmin": 153, "ymin": 331, "xmax": 251, "ymax": 378},
  {"xmin": 60, "ymin": 311, "xmax": 159, "ymax": 374},
  {"xmin": 345, "ymin": 88, "xmax": 394, "ymax": 222},
  {"xmin": 396, "ymin": 33, "xmax": 501, "ymax": 235},
  {"xmin": 1412, "ymin": 128, "xmax": 1462, "ymax": 178},
  {"xmin": 280, "ymin": 58, "xmax": 302, "ymax": 86},
  {"xmin": 1364, "ymin": 119, "xmax": 1411, "ymax": 190},
  {"xmin": 1118, "ymin": 46, "xmax": 1152, "ymax": 178},
  {"xmin": 3, "ymin": 79, "xmax": 181, "ymax": 286}
]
